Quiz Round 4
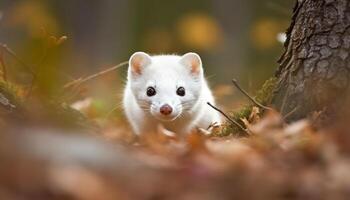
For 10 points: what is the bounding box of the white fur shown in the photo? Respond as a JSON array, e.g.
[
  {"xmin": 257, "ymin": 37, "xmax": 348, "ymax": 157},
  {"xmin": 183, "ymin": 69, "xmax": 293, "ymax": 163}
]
[{"xmin": 123, "ymin": 52, "xmax": 221, "ymax": 135}]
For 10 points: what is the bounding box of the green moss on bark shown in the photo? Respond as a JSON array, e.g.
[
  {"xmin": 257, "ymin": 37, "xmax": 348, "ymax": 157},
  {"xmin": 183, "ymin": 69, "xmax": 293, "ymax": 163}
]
[{"xmin": 215, "ymin": 77, "xmax": 277, "ymax": 137}]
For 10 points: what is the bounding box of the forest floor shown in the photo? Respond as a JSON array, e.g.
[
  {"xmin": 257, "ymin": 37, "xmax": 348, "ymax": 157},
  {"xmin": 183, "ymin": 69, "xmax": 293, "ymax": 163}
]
[{"xmin": 0, "ymin": 41, "xmax": 350, "ymax": 200}]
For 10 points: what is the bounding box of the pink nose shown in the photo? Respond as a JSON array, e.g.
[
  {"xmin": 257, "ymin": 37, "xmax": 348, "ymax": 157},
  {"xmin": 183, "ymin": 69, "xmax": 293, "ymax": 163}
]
[{"xmin": 160, "ymin": 104, "xmax": 173, "ymax": 115}]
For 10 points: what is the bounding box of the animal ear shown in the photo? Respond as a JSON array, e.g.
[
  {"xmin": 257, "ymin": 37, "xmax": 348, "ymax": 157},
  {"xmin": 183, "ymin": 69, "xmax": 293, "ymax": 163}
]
[
  {"xmin": 179, "ymin": 52, "xmax": 202, "ymax": 76},
  {"xmin": 129, "ymin": 52, "xmax": 152, "ymax": 76}
]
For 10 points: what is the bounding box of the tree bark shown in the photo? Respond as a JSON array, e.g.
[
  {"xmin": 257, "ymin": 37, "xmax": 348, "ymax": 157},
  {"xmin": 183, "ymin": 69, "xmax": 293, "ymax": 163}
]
[{"xmin": 272, "ymin": 0, "xmax": 350, "ymax": 121}]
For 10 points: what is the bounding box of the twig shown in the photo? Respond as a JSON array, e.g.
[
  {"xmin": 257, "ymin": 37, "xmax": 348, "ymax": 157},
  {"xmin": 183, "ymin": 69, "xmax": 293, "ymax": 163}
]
[
  {"xmin": 280, "ymin": 85, "xmax": 290, "ymax": 116},
  {"xmin": 283, "ymin": 105, "xmax": 299, "ymax": 120},
  {"xmin": 0, "ymin": 43, "xmax": 35, "ymax": 74},
  {"xmin": 25, "ymin": 44, "xmax": 51, "ymax": 99},
  {"xmin": 0, "ymin": 43, "xmax": 39, "ymax": 99},
  {"xmin": 0, "ymin": 50, "xmax": 7, "ymax": 81},
  {"xmin": 104, "ymin": 103, "xmax": 123, "ymax": 119},
  {"xmin": 63, "ymin": 61, "xmax": 129, "ymax": 89},
  {"xmin": 279, "ymin": 57, "xmax": 294, "ymax": 115},
  {"xmin": 207, "ymin": 102, "xmax": 249, "ymax": 134},
  {"xmin": 232, "ymin": 79, "xmax": 273, "ymax": 111}
]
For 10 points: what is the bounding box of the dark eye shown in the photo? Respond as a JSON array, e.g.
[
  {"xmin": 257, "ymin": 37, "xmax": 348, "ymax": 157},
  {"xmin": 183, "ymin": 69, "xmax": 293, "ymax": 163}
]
[
  {"xmin": 176, "ymin": 87, "xmax": 185, "ymax": 96},
  {"xmin": 146, "ymin": 87, "xmax": 156, "ymax": 96}
]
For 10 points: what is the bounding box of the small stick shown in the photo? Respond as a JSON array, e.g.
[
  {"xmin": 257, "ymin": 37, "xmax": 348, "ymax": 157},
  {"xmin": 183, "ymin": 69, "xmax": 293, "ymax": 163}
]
[
  {"xmin": 63, "ymin": 61, "xmax": 129, "ymax": 89},
  {"xmin": 280, "ymin": 83, "xmax": 290, "ymax": 116},
  {"xmin": 207, "ymin": 102, "xmax": 248, "ymax": 134},
  {"xmin": 25, "ymin": 44, "xmax": 52, "ymax": 99},
  {"xmin": 232, "ymin": 79, "xmax": 273, "ymax": 111},
  {"xmin": 283, "ymin": 105, "xmax": 299, "ymax": 120},
  {"xmin": 0, "ymin": 43, "xmax": 35, "ymax": 74},
  {"xmin": 0, "ymin": 43, "xmax": 38, "ymax": 98}
]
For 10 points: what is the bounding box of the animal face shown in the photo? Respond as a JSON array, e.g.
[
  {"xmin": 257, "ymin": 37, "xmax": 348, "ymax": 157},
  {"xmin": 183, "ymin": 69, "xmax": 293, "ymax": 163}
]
[{"xmin": 128, "ymin": 52, "xmax": 203, "ymax": 121}]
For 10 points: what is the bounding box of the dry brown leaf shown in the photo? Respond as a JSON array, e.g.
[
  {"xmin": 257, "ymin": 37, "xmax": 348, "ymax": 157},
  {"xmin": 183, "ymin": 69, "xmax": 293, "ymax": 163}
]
[
  {"xmin": 186, "ymin": 131, "xmax": 208, "ymax": 153},
  {"xmin": 247, "ymin": 110, "xmax": 283, "ymax": 135},
  {"xmin": 248, "ymin": 106, "xmax": 261, "ymax": 124}
]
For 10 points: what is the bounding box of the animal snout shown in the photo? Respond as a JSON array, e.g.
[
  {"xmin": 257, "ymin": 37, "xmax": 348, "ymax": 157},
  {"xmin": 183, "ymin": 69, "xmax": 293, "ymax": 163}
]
[{"xmin": 160, "ymin": 104, "xmax": 173, "ymax": 115}]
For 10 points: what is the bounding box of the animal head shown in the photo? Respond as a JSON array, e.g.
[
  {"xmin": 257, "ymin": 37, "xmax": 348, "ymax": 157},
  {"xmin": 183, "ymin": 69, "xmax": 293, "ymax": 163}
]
[{"xmin": 128, "ymin": 52, "xmax": 204, "ymax": 121}]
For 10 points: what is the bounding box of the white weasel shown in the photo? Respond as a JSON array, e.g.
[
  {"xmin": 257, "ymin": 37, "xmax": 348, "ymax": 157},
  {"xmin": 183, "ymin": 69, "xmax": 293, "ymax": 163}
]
[{"xmin": 123, "ymin": 52, "xmax": 221, "ymax": 135}]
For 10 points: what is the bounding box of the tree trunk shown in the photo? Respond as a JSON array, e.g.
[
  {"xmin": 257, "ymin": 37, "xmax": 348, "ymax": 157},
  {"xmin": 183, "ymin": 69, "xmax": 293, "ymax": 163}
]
[{"xmin": 272, "ymin": 0, "xmax": 350, "ymax": 121}]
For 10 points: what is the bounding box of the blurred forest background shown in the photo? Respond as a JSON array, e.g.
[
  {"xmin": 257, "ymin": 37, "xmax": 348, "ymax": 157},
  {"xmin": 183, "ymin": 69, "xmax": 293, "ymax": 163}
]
[
  {"xmin": 2, "ymin": 1, "xmax": 350, "ymax": 199},
  {"xmin": 0, "ymin": 0, "xmax": 293, "ymax": 109}
]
